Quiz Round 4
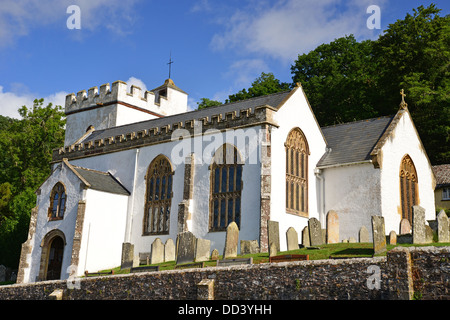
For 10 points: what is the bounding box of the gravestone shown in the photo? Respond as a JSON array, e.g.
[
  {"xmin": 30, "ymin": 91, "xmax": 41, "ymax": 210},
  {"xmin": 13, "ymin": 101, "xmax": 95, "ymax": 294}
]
[
  {"xmin": 164, "ymin": 238, "xmax": 175, "ymax": 262},
  {"xmin": 359, "ymin": 226, "xmax": 370, "ymax": 243},
  {"xmin": 302, "ymin": 226, "xmax": 310, "ymax": 247},
  {"xmin": 286, "ymin": 227, "xmax": 299, "ymax": 251},
  {"xmin": 425, "ymin": 225, "xmax": 433, "ymax": 244},
  {"xmin": 121, "ymin": 242, "xmax": 134, "ymax": 269},
  {"xmin": 399, "ymin": 219, "xmax": 411, "ymax": 235},
  {"xmin": 348, "ymin": 237, "xmax": 357, "ymax": 243},
  {"xmin": 389, "ymin": 231, "xmax": 397, "ymax": 245},
  {"xmin": 437, "ymin": 210, "xmax": 449, "ymax": 243},
  {"xmin": 326, "ymin": 210, "xmax": 339, "ymax": 244},
  {"xmin": 267, "ymin": 220, "xmax": 280, "ymax": 252},
  {"xmin": 269, "ymin": 242, "xmax": 277, "ymax": 257},
  {"xmin": 371, "ymin": 216, "xmax": 386, "ymax": 255},
  {"xmin": 211, "ymin": 249, "xmax": 219, "ymax": 260},
  {"xmin": 195, "ymin": 238, "xmax": 211, "ymax": 262},
  {"xmin": 150, "ymin": 238, "xmax": 164, "ymax": 264},
  {"xmin": 412, "ymin": 205, "xmax": 426, "ymax": 244},
  {"xmin": 176, "ymin": 231, "xmax": 196, "ymax": 265},
  {"xmin": 223, "ymin": 222, "xmax": 239, "ymax": 259},
  {"xmin": 240, "ymin": 240, "xmax": 259, "ymax": 255},
  {"xmin": 308, "ymin": 218, "xmax": 323, "ymax": 246}
]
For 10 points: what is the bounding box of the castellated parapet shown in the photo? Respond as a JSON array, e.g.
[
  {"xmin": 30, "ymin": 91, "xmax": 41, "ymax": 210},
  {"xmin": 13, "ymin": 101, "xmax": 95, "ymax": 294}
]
[{"xmin": 63, "ymin": 79, "xmax": 189, "ymax": 147}]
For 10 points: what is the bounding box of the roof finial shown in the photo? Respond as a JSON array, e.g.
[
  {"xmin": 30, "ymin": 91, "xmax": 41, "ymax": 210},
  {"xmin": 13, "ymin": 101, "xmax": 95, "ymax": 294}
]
[{"xmin": 400, "ymin": 89, "xmax": 408, "ymax": 109}]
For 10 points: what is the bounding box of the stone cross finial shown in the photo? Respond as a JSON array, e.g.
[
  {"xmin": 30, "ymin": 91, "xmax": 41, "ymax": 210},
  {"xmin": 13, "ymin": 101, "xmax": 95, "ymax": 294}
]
[{"xmin": 400, "ymin": 89, "xmax": 408, "ymax": 109}]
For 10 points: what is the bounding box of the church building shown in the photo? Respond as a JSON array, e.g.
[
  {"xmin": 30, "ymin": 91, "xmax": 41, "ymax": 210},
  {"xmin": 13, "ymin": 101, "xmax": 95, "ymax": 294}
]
[{"xmin": 17, "ymin": 78, "xmax": 436, "ymax": 283}]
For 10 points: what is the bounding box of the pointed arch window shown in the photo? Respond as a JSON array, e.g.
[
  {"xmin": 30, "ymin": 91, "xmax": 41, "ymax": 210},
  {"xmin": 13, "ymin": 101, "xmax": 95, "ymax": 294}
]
[
  {"xmin": 144, "ymin": 155, "xmax": 174, "ymax": 235},
  {"xmin": 285, "ymin": 128, "xmax": 309, "ymax": 217},
  {"xmin": 400, "ymin": 154, "xmax": 419, "ymax": 224},
  {"xmin": 210, "ymin": 144, "xmax": 243, "ymax": 231},
  {"xmin": 48, "ymin": 182, "xmax": 66, "ymax": 220}
]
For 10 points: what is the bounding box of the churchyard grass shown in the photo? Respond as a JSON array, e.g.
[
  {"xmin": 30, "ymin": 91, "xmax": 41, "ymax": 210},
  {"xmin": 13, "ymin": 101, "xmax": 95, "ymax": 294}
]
[{"xmin": 95, "ymin": 241, "xmax": 450, "ymax": 276}]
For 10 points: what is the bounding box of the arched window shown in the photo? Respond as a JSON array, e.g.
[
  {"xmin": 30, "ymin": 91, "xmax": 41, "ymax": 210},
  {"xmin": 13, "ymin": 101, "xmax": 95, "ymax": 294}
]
[
  {"xmin": 285, "ymin": 128, "xmax": 309, "ymax": 217},
  {"xmin": 400, "ymin": 154, "xmax": 419, "ymax": 224},
  {"xmin": 210, "ymin": 144, "xmax": 243, "ymax": 231},
  {"xmin": 144, "ymin": 155, "xmax": 174, "ymax": 235},
  {"xmin": 48, "ymin": 182, "xmax": 66, "ymax": 220}
]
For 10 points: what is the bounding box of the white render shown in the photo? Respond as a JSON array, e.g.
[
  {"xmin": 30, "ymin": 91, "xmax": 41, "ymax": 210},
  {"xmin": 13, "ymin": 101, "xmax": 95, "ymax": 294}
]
[{"xmin": 18, "ymin": 79, "xmax": 436, "ymax": 283}]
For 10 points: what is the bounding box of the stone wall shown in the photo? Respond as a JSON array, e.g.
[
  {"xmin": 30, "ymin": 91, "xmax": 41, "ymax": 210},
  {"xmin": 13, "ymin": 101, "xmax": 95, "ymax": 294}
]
[{"xmin": 1, "ymin": 246, "xmax": 448, "ymax": 300}]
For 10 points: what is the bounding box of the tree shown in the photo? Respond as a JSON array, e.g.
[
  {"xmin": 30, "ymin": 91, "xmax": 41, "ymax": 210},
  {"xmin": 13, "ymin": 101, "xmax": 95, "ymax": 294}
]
[
  {"xmin": 197, "ymin": 97, "xmax": 222, "ymax": 110},
  {"xmin": 291, "ymin": 35, "xmax": 379, "ymax": 126},
  {"xmin": 0, "ymin": 99, "xmax": 66, "ymax": 268},
  {"xmin": 226, "ymin": 72, "xmax": 291, "ymax": 103}
]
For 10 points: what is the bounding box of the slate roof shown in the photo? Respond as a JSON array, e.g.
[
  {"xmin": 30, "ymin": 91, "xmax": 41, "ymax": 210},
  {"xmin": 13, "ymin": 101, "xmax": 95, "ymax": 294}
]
[
  {"xmin": 81, "ymin": 91, "xmax": 292, "ymax": 144},
  {"xmin": 71, "ymin": 165, "xmax": 130, "ymax": 195},
  {"xmin": 317, "ymin": 116, "xmax": 395, "ymax": 168},
  {"xmin": 433, "ymin": 164, "xmax": 450, "ymax": 187}
]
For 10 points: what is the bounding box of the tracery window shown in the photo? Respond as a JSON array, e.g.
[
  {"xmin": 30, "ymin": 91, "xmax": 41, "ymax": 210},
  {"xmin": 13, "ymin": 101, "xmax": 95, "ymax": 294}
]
[
  {"xmin": 285, "ymin": 128, "xmax": 309, "ymax": 217},
  {"xmin": 48, "ymin": 182, "xmax": 66, "ymax": 220},
  {"xmin": 144, "ymin": 155, "xmax": 174, "ymax": 235},
  {"xmin": 210, "ymin": 144, "xmax": 243, "ymax": 231},
  {"xmin": 400, "ymin": 154, "xmax": 419, "ymax": 224}
]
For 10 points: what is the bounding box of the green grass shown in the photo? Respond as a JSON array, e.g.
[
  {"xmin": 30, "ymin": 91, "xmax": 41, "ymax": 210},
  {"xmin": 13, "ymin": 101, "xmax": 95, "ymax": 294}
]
[{"xmin": 95, "ymin": 241, "xmax": 450, "ymax": 276}]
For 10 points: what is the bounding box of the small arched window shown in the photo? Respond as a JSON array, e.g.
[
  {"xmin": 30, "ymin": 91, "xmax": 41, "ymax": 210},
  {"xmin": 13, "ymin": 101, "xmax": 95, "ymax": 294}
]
[
  {"xmin": 143, "ymin": 155, "xmax": 174, "ymax": 235},
  {"xmin": 48, "ymin": 182, "xmax": 66, "ymax": 220},
  {"xmin": 210, "ymin": 144, "xmax": 243, "ymax": 231},
  {"xmin": 285, "ymin": 128, "xmax": 309, "ymax": 217},
  {"xmin": 400, "ymin": 154, "xmax": 419, "ymax": 224}
]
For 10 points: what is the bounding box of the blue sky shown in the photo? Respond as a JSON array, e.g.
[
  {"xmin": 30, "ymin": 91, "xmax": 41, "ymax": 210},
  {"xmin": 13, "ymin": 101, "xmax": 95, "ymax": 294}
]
[{"xmin": 0, "ymin": 0, "xmax": 448, "ymax": 118}]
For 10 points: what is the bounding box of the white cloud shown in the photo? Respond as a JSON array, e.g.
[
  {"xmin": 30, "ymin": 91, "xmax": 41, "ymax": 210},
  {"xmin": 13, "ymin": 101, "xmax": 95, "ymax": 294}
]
[
  {"xmin": 224, "ymin": 58, "xmax": 269, "ymax": 88},
  {"xmin": 0, "ymin": 85, "xmax": 67, "ymax": 119},
  {"xmin": 209, "ymin": 0, "xmax": 388, "ymax": 62},
  {"xmin": 125, "ymin": 76, "xmax": 148, "ymax": 94},
  {"xmin": 0, "ymin": 0, "xmax": 140, "ymax": 47}
]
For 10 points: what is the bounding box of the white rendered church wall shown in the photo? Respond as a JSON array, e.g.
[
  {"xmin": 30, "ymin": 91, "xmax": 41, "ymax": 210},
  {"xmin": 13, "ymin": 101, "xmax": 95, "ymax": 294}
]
[
  {"xmin": 28, "ymin": 164, "xmax": 83, "ymax": 282},
  {"xmin": 322, "ymin": 163, "xmax": 381, "ymax": 242},
  {"xmin": 115, "ymin": 105, "xmax": 158, "ymax": 127},
  {"xmin": 78, "ymin": 189, "xmax": 128, "ymax": 275},
  {"xmin": 270, "ymin": 88, "xmax": 327, "ymax": 251},
  {"xmin": 378, "ymin": 111, "xmax": 435, "ymax": 234}
]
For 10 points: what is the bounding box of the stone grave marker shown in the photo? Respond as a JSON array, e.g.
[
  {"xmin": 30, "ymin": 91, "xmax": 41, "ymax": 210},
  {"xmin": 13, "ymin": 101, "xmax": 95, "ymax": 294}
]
[
  {"xmin": 164, "ymin": 238, "xmax": 175, "ymax": 262},
  {"xmin": 223, "ymin": 222, "xmax": 239, "ymax": 259},
  {"xmin": 195, "ymin": 238, "xmax": 211, "ymax": 262},
  {"xmin": 425, "ymin": 225, "xmax": 433, "ymax": 244},
  {"xmin": 268, "ymin": 220, "xmax": 280, "ymax": 252},
  {"xmin": 412, "ymin": 205, "xmax": 426, "ymax": 244},
  {"xmin": 286, "ymin": 227, "xmax": 299, "ymax": 251},
  {"xmin": 437, "ymin": 210, "xmax": 449, "ymax": 243},
  {"xmin": 389, "ymin": 231, "xmax": 397, "ymax": 245},
  {"xmin": 308, "ymin": 218, "xmax": 323, "ymax": 246},
  {"xmin": 326, "ymin": 210, "xmax": 339, "ymax": 244},
  {"xmin": 176, "ymin": 231, "xmax": 196, "ymax": 265},
  {"xmin": 150, "ymin": 238, "xmax": 164, "ymax": 264},
  {"xmin": 211, "ymin": 249, "xmax": 219, "ymax": 260},
  {"xmin": 240, "ymin": 240, "xmax": 259, "ymax": 255},
  {"xmin": 121, "ymin": 242, "xmax": 134, "ymax": 269},
  {"xmin": 269, "ymin": 242, "xmax": 277, "ymax": 257},
  {"xmin": 359, "ymin": 226, "xmax": 370, "ymax": 243},
  {"xmin": 399, "ymin": 218, "xmax": 411, "ymax": 235},
  {"xmin": 371, "ymin": 216, "xmax": 386, "ymax": 255},
  {"xmin": 302, "ymin": 226, "xmax": 310, "ymax": 247}
]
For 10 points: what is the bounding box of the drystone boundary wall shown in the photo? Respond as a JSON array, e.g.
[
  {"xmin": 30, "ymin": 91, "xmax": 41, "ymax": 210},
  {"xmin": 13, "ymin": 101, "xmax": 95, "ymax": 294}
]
[{"xmin": 0, "ymin": 246, "xmax": 448, "ymax": 300}]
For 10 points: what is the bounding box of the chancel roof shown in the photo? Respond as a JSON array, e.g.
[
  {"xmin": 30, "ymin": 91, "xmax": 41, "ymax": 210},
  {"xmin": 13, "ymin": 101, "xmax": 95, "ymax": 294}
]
[{"xmin": 433, "ymin": 164, "xmax": 450, "ymax": 187}]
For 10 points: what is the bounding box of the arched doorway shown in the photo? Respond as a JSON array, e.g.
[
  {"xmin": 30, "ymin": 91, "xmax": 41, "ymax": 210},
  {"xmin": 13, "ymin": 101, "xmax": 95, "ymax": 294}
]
[{"xmin": 46, "ymin": 236, "xmax": 64, "ymax": 280}]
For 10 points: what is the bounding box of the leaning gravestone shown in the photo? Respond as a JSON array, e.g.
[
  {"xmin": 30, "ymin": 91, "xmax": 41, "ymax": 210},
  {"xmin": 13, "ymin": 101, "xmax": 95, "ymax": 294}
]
[
  {"xmin": 359, "ymin": 226, "xmax": 370, "ymax": 243},
  {"xmin": 437, "ymin": 210, "xmax": 449, "ymax": 243},
  {"xmin": 286, "ymin": 227, "xmax": 299, "ymax": 251},
  {"xmin": 223, "ymin": 222, "xmax": 239, "ymax": 259},
  {"xmin": 176, "ymin": 231, "xmax": 196, "ymax": 265},
  {"xmin": 302, "ymin": 226, "xmax": 310, "ymax": 247},
  {"xmin": 268, "ymin": 220, "xmax": 280, "ymax": 252},
  {"xmin": 164, "ymin": 238, "xmax": 175, "ymax": 262},
  {"xmin": 195, "ymin": 238, "xmax": 211, "ymax": 262},
  {"xmin": 308, "ymin": 218, "xmax": 323, "ymax": 246},
  {"xmin": 412, "ymin": 205, "xmax": 426, "ymax": 244},
  {"xmin": 371, "ymin": 216, "xmax": 386, "ymax": 255},
  {"xmin": 326, "ymin": 210, "xmax": 339, "ymax": 244},
  {"xmin": 399, "ymin": 218, "xmax": 411, "ymax": 235},
  {"xmin": 150, "ymin": 238, "xmax": 164, "ymax": 264}
]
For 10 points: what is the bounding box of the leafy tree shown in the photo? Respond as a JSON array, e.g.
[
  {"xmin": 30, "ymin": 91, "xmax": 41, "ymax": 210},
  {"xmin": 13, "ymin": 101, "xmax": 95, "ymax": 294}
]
[
  {"xmin": 197, "ymin": 97, "xmax": 222, "ymax": 110},
  {"xmin": 0, "ymin": 99, "xmax": 65, "ymax": 268},
  {"xmin": 226, "ymin": 72, "xmax": 291, "ymax": 103}
]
